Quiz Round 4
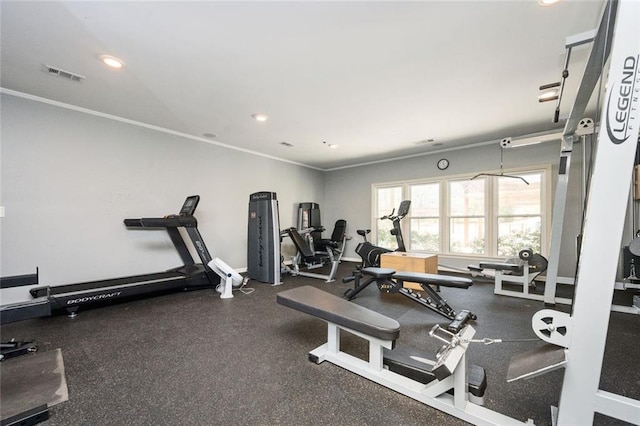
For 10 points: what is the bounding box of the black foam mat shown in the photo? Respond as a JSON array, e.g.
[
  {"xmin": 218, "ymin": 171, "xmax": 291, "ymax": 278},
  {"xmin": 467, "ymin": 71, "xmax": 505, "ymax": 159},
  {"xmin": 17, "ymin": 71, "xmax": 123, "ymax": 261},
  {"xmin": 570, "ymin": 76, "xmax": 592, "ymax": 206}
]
[{"xmin": 0, "ymin": 348, "xmax": 68, "ymax": 421}]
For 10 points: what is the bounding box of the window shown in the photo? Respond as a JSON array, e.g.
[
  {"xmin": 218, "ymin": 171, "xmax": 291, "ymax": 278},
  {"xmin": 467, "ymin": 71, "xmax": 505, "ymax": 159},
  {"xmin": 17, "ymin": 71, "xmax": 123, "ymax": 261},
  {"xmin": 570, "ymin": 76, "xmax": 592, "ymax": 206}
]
[
  {"xmin": 375, "ymin": 186, "xmax": 403, "ymax": 249},
  {"xmin": 372, "ymin": 167, "xmax": 548, "ymax": 258},
  {"xmin": 496, "ymin": 173, "xmax": 542, "ymax": 256},
  {"xmin": 449, "ymin": 178, "xmax": 486, "ymax": 255},
  {"xmin": 409, "ymin": 183, "xmax": 440, "ymax": 252}
]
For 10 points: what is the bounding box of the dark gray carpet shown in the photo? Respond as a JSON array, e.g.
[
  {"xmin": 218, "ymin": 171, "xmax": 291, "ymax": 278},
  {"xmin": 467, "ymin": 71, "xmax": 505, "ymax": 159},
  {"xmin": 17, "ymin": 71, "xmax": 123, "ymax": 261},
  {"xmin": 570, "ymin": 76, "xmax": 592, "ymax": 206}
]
[{"xmin": 1, "ymin": 262, "xmax": 638, "ymax": 425}]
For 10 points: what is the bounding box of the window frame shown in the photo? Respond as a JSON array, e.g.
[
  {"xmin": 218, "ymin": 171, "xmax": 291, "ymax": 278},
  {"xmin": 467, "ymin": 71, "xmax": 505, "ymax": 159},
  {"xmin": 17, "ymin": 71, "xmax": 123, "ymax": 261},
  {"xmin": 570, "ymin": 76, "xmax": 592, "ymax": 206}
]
[{"xmin": 371, "ymin": 164, "xmax": 551, "ymax": 258}]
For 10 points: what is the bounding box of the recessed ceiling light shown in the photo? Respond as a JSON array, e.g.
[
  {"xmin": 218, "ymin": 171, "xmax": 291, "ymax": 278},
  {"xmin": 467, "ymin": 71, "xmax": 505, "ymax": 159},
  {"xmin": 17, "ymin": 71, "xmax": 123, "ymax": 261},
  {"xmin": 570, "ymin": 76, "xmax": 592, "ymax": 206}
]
[
  {"xmin": 538, "ymin": 0, "xmax": 561, "ymax": 6},
  {"xmin": 252, "ymin": 114, "xmax": 268, "ymax": 122},
  {"xmin": 100, "ymin": 55, "xmax": 125, "ymax": 69},
  {"xmin": 323, "ymin": 141, "xmax": 338, "ymax": 149}
]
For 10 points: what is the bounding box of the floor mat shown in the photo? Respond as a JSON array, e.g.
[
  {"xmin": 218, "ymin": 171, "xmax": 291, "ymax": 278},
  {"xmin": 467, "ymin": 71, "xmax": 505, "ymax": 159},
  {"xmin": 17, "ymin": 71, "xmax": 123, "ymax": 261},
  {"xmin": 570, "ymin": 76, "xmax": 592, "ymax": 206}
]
[{"xmin": 0, "ymin": 348, "xmax": 68, "ymax": 421}]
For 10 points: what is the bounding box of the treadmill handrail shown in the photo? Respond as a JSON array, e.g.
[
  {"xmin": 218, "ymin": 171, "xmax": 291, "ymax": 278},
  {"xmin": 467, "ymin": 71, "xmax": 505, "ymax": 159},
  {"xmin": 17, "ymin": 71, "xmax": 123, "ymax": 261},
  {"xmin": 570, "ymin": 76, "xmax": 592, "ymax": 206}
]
[{"xmin": 124, "ymin": 216, "xmax": 197, "ymax": 228}]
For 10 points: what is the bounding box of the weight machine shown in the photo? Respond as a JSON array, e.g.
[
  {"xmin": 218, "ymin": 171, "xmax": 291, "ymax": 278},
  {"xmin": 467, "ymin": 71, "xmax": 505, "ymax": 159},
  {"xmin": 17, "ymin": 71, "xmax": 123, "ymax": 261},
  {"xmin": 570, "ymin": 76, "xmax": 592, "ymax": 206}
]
[
  {"xmin": 468, "ymin": 248, "xmax": 549, "ymax": 300},
  {"xmin": 280, "ymin": 1, "xmax": 639, "ymax": 424},
  {"xmin": 283, "ymin": 223, "xmax": 347, "ymax": 283},
  {"xmin": 522, "ymin": 0, "xmax": 640, "ymax": 423}
]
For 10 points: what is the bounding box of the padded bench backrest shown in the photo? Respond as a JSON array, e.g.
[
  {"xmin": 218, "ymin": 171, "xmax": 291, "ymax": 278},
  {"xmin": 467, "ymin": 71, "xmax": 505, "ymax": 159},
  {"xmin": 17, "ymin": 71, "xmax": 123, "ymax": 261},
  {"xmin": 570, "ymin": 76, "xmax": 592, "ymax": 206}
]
[
  {"xmin": 286, "ymin": 228, "xmax": 315, "ymax": 259},
  {"xmin": 277, "ymin": 286, "xmax": 400, "ymax": 342}
]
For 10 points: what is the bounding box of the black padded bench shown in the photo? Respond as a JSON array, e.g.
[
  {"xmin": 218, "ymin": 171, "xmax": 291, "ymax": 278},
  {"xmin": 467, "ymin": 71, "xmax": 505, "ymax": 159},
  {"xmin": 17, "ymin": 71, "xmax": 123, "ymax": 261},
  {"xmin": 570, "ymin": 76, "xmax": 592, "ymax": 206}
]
[
  {"xmin": 468, "ymin": 262, "xmax": 523, "ymax": 274},
  {"xmin": 468, "ymin": 252, "xmax": 549, "ymax": 300},
  {"xmin": 344, "ymin": 267, "xmax": 475, "ymax": 322},
  {"xmin": 393, "ymin": 271, "xmax": 473, "ymax": 289},
  {"xmin": 277, "ymin": 286, "xmax": 400, "ymax": 343}
]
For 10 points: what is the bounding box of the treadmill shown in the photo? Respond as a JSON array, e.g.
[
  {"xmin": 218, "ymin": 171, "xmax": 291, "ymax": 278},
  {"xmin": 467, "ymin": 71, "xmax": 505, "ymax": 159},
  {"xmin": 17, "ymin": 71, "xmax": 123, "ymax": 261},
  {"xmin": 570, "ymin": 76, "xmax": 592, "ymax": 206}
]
[{"xmin": 29, "ymin": 195, "xmax": 216, "ymax": 317}]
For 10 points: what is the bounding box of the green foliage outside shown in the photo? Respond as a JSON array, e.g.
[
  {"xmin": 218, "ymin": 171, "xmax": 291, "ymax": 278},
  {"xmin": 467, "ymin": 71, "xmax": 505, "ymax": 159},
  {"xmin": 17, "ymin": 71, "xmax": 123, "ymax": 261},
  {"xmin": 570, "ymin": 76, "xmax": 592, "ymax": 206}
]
[
  {"xmin": 380, "ymin": 227, "xmax": 540, "ymax": 256},
  {"xmin": 410, "ymin": 231, "xmax": 439, "ymax": 252},
  {"xmin": 497, "ymin": 229, "xmax": 541, "ymax": 256}
]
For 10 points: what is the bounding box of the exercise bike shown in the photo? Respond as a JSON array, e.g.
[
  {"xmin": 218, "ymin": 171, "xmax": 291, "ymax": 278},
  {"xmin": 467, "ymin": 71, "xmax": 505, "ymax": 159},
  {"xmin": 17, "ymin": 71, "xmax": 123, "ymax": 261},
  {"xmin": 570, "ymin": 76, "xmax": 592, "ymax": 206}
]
[{"xmin": 354, "ymin": 200, "xmax": 411, "ymax": 268}]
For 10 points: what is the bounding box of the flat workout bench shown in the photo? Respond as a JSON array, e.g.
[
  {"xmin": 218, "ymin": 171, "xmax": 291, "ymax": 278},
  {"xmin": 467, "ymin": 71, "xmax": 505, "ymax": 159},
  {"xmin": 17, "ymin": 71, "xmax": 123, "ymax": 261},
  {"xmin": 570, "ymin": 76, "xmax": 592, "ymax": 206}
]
[
  {"xmin": 278, "ymin": 285, "xmax": 400, "ymax": 371},
  {"xmin": 278, "ymin": 286, "xmax": 400, "ymax": 373},
  {"xmin": 277, "ymin": 286, "xmax": 524, "ymax": 425},
  {"xmin": 277, "ymin": 285, "xmax": 400, "ymax": 343}
]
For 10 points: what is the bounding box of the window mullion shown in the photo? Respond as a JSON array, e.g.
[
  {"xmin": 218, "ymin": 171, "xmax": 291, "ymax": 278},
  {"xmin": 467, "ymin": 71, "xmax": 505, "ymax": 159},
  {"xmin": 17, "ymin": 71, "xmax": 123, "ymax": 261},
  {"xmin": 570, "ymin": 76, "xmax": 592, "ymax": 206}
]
[{"xmin": 488, "ymin": 176, "xmax": 496, "ymax": 257}]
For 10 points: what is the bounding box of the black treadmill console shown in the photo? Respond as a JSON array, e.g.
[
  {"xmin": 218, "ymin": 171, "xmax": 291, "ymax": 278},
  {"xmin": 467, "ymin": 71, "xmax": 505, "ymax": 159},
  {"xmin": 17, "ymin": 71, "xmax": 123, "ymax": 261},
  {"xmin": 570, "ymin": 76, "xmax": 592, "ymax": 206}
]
[
  {"xmin": 397, "ymin": 200, "xmax": 411, "ymax": 218},
  {"xmin": 124, "ymin": 195, "xmax": 200, "ymax": 227},
  {"xmin": 178, "ymin": 195, "xmax": 200, "ymax": 216}
]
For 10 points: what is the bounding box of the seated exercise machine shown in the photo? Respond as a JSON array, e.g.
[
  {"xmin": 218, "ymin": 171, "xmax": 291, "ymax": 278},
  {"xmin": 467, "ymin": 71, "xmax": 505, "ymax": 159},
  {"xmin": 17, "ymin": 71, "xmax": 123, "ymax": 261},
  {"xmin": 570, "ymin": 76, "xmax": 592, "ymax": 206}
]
[
  {"xmin": 276, "ymin": 286, "xmax": 531, "ymax": 425},
  {"xmin": 353, "ymin": 200, "xmax": 410, "ymax": 269},
  {"xmin": 283, "ymin": 219, "xmax": 347, "ymax": 283},
  {"xmin": 468, "ymin": 249, "xmax": 548, "ymax": 301},
  {"xmin": 343, "ymin": 267, "xmax": 476, "ymax": 332},
  {"xmin": 27, "ymin": 195, "xmax": 220, "ymax": 317}
]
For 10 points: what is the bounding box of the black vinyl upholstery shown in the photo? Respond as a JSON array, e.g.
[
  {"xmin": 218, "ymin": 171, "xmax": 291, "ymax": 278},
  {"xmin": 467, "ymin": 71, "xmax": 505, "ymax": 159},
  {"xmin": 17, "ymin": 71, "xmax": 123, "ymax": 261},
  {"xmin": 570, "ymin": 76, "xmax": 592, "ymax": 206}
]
[
  {"xmin": 277, "ymin": 285, "xmax": 400, "ymax": 342},
  {"xmin": 287, "ymin": 228, "xmax": 315, "ymax": 258},
  {"xmin": 393, "ymin": 272, "xmax": 472, "ymax": 289},
  {"xmin": 315, "ymin": 219, "xmax": 347, "ymax": 251},
  {"xmin": 478, "ymin": 262, "xmax": 523, "ymax": 273},
  {"xmin": 361, "ymin": 267, "xmax": 472, "ymax": 289}
]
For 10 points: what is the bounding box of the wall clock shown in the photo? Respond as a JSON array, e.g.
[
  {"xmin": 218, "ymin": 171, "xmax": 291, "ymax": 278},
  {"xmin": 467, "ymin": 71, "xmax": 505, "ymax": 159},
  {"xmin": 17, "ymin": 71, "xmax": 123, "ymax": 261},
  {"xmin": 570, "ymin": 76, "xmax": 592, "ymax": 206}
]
[{"xmin": 437, "ymin": 158, "xmax": 449, "ymax": 170}]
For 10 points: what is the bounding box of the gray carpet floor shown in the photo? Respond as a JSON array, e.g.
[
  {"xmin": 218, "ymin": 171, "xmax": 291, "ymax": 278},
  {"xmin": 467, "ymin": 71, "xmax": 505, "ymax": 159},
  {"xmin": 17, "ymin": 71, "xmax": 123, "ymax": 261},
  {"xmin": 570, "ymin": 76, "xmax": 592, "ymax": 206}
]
[{"xmin": 1, "ymin": 261, "xmax": 638, "ymax": 425}]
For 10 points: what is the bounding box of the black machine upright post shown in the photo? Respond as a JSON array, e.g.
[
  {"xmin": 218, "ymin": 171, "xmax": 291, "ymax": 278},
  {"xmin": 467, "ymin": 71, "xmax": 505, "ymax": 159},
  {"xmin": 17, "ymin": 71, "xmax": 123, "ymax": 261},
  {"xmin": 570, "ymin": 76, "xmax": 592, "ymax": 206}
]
[
  {"xmin": 389, "ymin": 200, "xmax": 411, "ymax": 252},
  {"xmin": 247, "ymin": 192, "xmax": 281, "ymax": 284},
  {"xmin": 297, "ymin": 202, "xmax": 322, "ymax": 241},
  {"xmin": 167, "ymin": 227, "xmax": 196, "ymax": 266}
]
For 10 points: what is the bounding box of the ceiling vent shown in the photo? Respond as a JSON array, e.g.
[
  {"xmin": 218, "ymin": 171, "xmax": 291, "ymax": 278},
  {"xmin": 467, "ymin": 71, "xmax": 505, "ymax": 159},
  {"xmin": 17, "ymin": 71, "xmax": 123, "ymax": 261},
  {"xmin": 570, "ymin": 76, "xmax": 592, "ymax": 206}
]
[{"xmin": 42, "ymin": 65, "xmax": 85, "ymax": 82}]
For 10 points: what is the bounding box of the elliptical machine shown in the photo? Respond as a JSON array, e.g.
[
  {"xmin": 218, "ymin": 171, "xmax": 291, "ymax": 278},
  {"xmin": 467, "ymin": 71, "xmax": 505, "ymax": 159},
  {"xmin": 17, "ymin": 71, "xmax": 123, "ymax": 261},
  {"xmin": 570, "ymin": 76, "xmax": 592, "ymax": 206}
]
[{"xmin": 354, "ymin": 200, "xmax": 411, "ymax": 268}]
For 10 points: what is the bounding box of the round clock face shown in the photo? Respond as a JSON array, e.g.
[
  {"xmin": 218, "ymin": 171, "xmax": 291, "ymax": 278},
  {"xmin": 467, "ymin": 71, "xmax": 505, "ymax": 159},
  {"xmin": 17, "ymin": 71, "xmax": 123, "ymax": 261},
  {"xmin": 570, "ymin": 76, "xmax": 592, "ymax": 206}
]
[{"xmin": 437, "ymin": 159, "xmax": 449, "ymax": 170}]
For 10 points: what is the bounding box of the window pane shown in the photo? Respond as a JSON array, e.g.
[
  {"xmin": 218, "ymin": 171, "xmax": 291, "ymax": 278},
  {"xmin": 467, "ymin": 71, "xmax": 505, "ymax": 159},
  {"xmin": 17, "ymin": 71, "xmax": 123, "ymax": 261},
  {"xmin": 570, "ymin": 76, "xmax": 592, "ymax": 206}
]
[
  {"xmin": 410, "ymin": 183, "xmax": 439, "ymax": 216},
  {"xmin": 450, "ymin": 218, "xmax": 485, "ymax": 254},
  {"xmin": 376, "ymin": 187, "xmax": 403, "ymax": 218},
  {"xmin": 497, "ymin": 217, "xmax": 541, "ymax": 256},
  {"xmin": 376, "ymin": 186, "xmax": 402, "ymax": 248},
  {"xmin": 410, "ymin": 218, "xmax": 439, "ymax": 251},
  {"xmin": 498, "ymin": 173, "xmax": 541, "ymax": 215},
  {"xmin": 450, "ymin": 179, "xmax": 485, "ymax": 216}
]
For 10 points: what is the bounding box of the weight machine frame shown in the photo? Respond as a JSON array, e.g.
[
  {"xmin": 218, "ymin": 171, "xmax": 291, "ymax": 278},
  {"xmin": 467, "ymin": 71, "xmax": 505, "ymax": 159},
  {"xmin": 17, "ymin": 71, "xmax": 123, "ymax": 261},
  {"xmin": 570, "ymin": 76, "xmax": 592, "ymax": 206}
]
[{"xmin": 540, "ymin": 0, "xmax": 640, "ymax": 423}]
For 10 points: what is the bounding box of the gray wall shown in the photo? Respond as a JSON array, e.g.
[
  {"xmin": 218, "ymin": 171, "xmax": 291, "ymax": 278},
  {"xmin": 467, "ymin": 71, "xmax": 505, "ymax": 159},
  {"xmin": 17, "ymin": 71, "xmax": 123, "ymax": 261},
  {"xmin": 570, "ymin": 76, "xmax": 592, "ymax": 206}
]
[
  {"xmin": 2, "ymin": 93, "xmax": 631, "ymax": 305},
  {"xmin": 0, "ymin": 94, "xmax": 324, "ymax": 303}
]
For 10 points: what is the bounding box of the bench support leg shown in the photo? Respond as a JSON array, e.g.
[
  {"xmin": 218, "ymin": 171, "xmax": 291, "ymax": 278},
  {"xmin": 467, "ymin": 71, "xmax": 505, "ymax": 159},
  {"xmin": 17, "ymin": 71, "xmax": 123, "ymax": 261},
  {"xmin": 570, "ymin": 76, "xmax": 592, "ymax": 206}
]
[
  {"xmin": 304, "ymin": 320, "xmax": 530, "ymax": 425},
  {"xmin": 328, "ymin": 323, "xmax": 340, "ymax": 354},
  {"xmin": 344, "ymin": 274, "xmax": 377, "ymax": 300}
]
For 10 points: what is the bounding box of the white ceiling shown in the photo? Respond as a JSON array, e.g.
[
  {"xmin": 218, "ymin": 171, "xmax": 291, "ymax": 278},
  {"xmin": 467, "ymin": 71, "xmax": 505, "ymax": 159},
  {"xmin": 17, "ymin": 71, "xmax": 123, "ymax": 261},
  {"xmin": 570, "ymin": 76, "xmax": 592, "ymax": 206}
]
[{"xmin": 1, "ymin": 1, "xmax": 605, "ymax": 170}]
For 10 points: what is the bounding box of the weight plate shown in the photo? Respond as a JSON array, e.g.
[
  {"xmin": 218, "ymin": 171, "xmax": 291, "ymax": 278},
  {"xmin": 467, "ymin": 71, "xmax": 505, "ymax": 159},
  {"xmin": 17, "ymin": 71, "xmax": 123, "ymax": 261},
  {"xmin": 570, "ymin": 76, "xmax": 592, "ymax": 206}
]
[
  {"xmin": 629, "ymin": 237, "xmax": 640, "ymax": 256},
  {"xmin": 519, "ymin": 248, "xmax": 534, "ymax": 260}
]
